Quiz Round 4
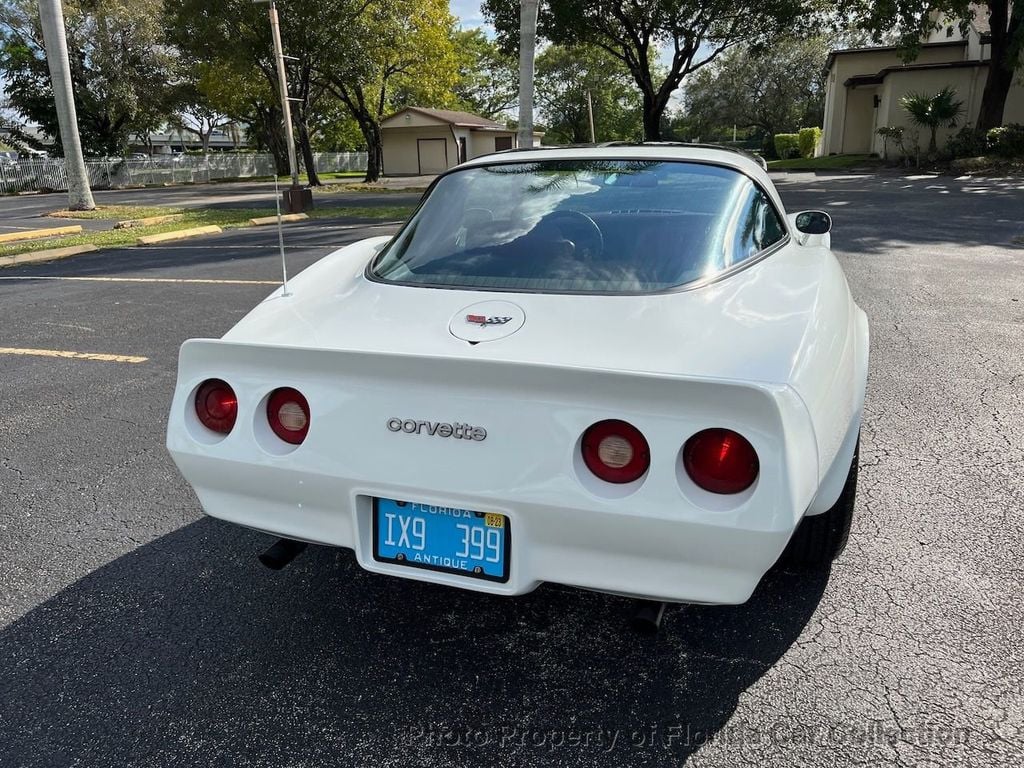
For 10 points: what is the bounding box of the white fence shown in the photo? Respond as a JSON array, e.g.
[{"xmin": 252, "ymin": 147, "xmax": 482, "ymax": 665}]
[{"xmin": 0, "ymin": 152, "xmax": 368, "ymax": 195}]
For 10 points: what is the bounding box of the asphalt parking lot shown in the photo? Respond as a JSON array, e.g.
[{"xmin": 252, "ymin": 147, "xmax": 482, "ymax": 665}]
[{"xmin": 1, "ymin": 172, "xmax": 1022, "ymax": 767}]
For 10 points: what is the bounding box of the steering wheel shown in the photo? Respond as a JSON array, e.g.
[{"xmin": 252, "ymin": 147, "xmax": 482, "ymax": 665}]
[{"xmin": 534, "ymin": 210, "xmax": 604, "ymax": 258}]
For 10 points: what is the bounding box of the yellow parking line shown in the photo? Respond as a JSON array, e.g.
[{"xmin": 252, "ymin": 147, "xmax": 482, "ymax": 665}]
[
  {"xmin": 0, "ymin": 347, "xmax": 148, "ymax": 364},
  {"xmin": 0, "ymin": 276, "xmax": 280, "ymax": 285}
]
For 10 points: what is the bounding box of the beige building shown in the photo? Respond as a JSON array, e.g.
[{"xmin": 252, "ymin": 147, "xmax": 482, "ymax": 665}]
[
  {"xmin": 820, "ymin": 7, "xmax": 1024, "ymax": 156},
  {"xmin": 379, "ymin": 107, "xmax": 542, "ymax": 176}
]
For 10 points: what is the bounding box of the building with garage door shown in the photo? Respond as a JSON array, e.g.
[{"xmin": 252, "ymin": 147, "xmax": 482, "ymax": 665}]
[{"xmin": 380, "ymin": 107, "xmax": 543, "ymax": 176}]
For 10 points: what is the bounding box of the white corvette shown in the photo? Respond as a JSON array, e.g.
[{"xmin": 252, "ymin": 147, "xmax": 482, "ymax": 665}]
[{"xmin": 166, "ymin": 145, "xmax": 868, "ymax": 608}]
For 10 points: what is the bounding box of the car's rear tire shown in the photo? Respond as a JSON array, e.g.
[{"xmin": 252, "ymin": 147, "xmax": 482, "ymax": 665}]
[{"xmin": 780, "ymin": 439, "xmax": 859, "ymax": 568}]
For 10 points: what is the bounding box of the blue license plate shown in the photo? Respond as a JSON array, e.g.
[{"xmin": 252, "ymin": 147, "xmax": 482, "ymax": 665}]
[{"xmin": 372, "ymin": 498, "xmax": 510, "ymax": 582}]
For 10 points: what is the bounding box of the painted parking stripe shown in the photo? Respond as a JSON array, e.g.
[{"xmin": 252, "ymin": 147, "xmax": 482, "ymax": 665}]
[
  {"xmin": 0, "ymin": 276, "xmax": 280, "ymax": 285},
  {"xmin": 0, "ymin": 347, "xmax": 148, "ymax": 363}
]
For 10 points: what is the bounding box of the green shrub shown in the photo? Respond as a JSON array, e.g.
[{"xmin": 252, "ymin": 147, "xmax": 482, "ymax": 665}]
[
  {"xmin": 987, "ymin": 124, "xmax": 1024, "ymax": 157},
  {"xmin": 947, "ymin": 126, "xmax": 988, "ymax": 158},
  {"xmin": 774, "ymin": 133, "xmax": 800, "ymax": 159},
  {"xmin": 797, "ymin": 127, "xmax": 822, "ymax": 158}
]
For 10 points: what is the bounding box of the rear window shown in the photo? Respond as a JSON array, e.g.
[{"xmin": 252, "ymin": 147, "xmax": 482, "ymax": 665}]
[{"xmin": 370, "ymin": 159, "xmax": 786, "ymax": 294}]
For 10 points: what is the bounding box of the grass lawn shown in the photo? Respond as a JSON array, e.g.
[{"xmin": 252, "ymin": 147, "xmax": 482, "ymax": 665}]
[
  {"xmin": 2, "ymin": 204, "xmax": 413, "ymax": 260},
  {"xmin": 768, "ymin": 154, "xmax": 878, "ymax": 170}
]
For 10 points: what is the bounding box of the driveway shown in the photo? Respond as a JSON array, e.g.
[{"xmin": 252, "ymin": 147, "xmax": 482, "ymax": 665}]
[{"xmin": 0, "ymin": 172, "xmax": 1021, "ymax": 767}]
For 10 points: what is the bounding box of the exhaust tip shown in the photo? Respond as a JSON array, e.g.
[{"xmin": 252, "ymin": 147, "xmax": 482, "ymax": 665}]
[
  {"xmin": 630, "ymin": 600, "xmax": 668, "ymax": 634},
  {"xmin": 258, "ymin": 538, "xmax": 308, "ymax": 570}
]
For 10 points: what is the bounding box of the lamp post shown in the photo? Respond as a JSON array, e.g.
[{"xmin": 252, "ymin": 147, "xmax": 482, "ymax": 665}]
[
  {"xmin": 38, "ymin": 0, "xmax": 94, "ymax": 210},
  {"xmin": 256, "ymin": 0, "xmax": 311, "ymax": 212}
]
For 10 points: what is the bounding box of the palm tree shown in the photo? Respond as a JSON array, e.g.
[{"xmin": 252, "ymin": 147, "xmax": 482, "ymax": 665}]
[
  {"xmin": 517, "ymin": 0, "xmax": 541, "ymax": 150},
  {"xmin": 38, "ymin": 0, "xmax": 95, "ymax": 210},
  {"xmin": 900, "ymin": 87, "xmax": 965, "ymax": 158}
]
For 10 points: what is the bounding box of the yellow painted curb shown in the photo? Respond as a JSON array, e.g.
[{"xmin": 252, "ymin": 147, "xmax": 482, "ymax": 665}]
[
  {"xmin": 249, "ymin": 213, "xmax": 309, "ymax": 226},
  {"xmin": 0, "ymin": 225, "xmax": 83, "ymax": 244},
  {"xmin": 114, "ymin": 214, "xmax": 184, "ymax": 229},
  {"xmin": 2, "ymin": 244, "xmax": 98, "ymax": 268},
  {"xmin": 137, "ymin": 225, "xmax": 222, "ymax": 245}
]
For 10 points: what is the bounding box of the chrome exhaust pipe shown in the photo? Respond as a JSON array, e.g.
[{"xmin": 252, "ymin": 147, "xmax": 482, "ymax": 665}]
[
  {"xmin": 631, "ymin": 600, "xmax": 668, "ymax": 633},
  {"xmin": 258, "ymin": 538, "xmax": 307, "ymax": 570}
]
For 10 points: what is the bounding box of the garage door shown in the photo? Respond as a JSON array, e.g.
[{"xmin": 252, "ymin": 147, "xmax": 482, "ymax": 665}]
[{"xmin": 417, "ymin": 138, "xmax": 448, "ymax": 174}]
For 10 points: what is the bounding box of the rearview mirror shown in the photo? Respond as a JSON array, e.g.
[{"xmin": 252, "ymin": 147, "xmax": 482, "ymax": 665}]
[{"xmin": 794, "ymin": 210, "xmax": 832, "ymax": 235}]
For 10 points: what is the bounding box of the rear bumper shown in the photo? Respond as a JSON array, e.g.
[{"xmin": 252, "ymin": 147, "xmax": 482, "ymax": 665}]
[
  {"xmin": 178, "ymin": 458, "xmax": 794, "ymax": 604},
  {"xmin": 168, "ymin": 340, "xmax": 823, "ymax": 605}
]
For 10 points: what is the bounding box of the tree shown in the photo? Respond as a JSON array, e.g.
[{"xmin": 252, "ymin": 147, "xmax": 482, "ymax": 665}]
[
  {"xmin": 165, "ymin": 0, "xmax": 460, "ymax": 182},
  {"xmin": 316, "ymin": 0, "xmax": 459, "ymax": 182},
  {"xmin": 164, "ymin": 0, "xmax": 332, "ymax": 178},
  {"xmin": 838, "ymin": 1, "xmax": 1023, "ymax": 131},
  {"xmin": 535, "ymin": 44, "xmax": 641, "ymax": 143},
  {"xmin": 452, "ymin": 28, "xmax": 518, "ymax": 118},
  {"xmin": 900, "ymin": 86, "xmax": 964, "ymax": 156},
  {"xmin": 682, "ymin": 36, "xmax": 829, "ymax": 140},
  {"xmin": 0, "ymin": 0, "xmax": 178, "ymax": 156},
  {"xmin": 171, "ymin": 67, "xmax": 236, "ymax": 154},
  {"xmin": 484, "ymin": 0, "xmax": 807, "ymax": 140}
]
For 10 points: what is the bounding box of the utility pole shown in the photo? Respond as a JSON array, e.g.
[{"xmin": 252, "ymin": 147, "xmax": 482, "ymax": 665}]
[
  {"xmin": 257, "ymin": 0, "xmax": 310, "ymax": 212},
  {"xmin": 517, "ymin": 0, "xmax": 540, "ymax": 150},
  {"xmin": 38, "ymin": 0, "xmax": 94, "ymax": 210},
  {"xmin": 586, "ymin": 90, "xmax": 596, "ymax": 143}
]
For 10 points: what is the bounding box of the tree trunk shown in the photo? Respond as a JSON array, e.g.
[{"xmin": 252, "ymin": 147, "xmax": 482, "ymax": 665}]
[
  {"xmin": 642, "ymin": 91, "xmax": 668, "ymax": 141},
  {"xmin": 38, "ymin": 0, "xmax": 94, "ymax": 209},
  {"xmin": 359, "ymin": 117, "xmax": 383, "ymax": 183},
  {"xmin": 517, "ymin": 0, "xmax": 540, "ymax": 148},
  {"xmin": 297, "ymin": 120, "xmax": 321, "ymax": 186},
  {"xmin": 258, "ymin": 107, "xmax": 290, "ymax": 175},
  {"xmin": 975, "ymin": 0, "xmax": 1018, "ymax": 131}
]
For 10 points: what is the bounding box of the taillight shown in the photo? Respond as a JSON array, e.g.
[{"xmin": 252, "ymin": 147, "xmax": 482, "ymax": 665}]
[
  {"xmin": 581, "ymin": 419, "xmax": 650, "ymax": 484},
  {"xmin": 267, "ymin": 387, "xmax": 310, "ymax": 445},
  {"xmin": 194, "ymin": 379, "xmax": 237, "ymax": 434},
  {"xmin": 683, "ymin": 428, "xmax": 759, "ymax": 494}
]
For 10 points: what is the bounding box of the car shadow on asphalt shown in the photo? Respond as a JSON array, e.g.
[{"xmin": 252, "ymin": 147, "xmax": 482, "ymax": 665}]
[{"xmin": 0, "ymin": 518, "xmax": 829, "ymax": 766}]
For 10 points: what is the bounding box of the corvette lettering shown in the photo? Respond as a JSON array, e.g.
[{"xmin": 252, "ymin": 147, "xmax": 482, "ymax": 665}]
[
  {"xmin": 387, "ymin": 418, "xmax": 487, "ymax": 441},
  {"xmin": 466, "ymin": 314, "xmax": 513, "ymax": 326}
]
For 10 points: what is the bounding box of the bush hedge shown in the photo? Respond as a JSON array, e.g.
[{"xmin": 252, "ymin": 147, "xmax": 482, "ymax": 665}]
[
  {"xmin": 798, "ymin": 127, "xmax": 822, "ymax": 158},
  {"xmin": 947, "ymin": 126, "xmax": 988, "ymax": 158},
  {"xmin": 774, "ymin": 133, "xmax": 800, "ymax": 160},
  {"xmin": 987, "ymin": 124, "xmax": 1024, "ymax": 157}
]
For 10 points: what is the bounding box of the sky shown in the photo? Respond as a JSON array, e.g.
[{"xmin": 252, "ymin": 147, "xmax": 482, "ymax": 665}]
[{"xmin": 449, "ymin": 0, "xmax": 489, "ymax": 31}]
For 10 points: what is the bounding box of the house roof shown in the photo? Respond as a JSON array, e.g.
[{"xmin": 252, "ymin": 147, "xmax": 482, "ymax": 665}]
[
  {"xmin": 843, "ymin": 59, "xmax": 987, "ymax": 88},
  {"xmin": 385, "ymin": 107, "xmax": 507, "ymax": 129},
  {"xmin": 823, "ymin": 40, "xmax": 966, "ymax": 75}
]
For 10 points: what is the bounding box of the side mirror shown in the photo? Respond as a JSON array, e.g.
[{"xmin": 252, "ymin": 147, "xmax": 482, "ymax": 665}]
[{"xmin": 794, "ymin": 210, "xmax": 832, "ymax": 235}]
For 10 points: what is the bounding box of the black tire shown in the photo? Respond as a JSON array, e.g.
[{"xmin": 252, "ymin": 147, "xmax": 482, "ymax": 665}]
[{"xmin": 780, "ymin": 439, "xmax": 859, "ymax": 568}]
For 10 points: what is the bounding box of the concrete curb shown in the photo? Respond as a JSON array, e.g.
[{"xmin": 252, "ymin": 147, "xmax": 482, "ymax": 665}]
[
  {"xmin": 0, "ymin": 225, "xmax": 83, "ymax": 244},
  {"xmin": 114, "ymin": 214, "xmax": 184, "ymax": 229},
  {"xmin": 137, "ymin": 225, "xmax": 223, "ymax": 245},
  {"xmin": 1, "ymin": 244, "xmax": 99, "ymax": 268},
  {"xmin": 249, "ymin": 213, "xmax": 309, "ymax": 226}
]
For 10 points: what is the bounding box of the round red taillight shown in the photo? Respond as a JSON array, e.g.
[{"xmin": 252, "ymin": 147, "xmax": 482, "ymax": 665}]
[
  {"xmin": 683, "ymin": 428, "xmax": 759, "ymax": 494},
  {"xmin": 267, "ymin": 387, "xmax": 310, "ymax": 445},
  {"xmin": 581, "ymin": 419, "xmax": 650, "ymax": 484},
  {"xmin": 194, "ymin": 379, "xmax": 237, "ymax": 434}
]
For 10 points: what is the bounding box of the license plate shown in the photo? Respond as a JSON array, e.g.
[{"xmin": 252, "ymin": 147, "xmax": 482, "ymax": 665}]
[{"xmin": 372, "ymin": 498, "xmax": 510, "ymax": 583}]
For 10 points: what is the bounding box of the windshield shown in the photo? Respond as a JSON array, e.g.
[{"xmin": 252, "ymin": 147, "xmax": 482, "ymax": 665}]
[{"xmin": 370, "ymin": 159, "xmax": 787, "ymax": 294}]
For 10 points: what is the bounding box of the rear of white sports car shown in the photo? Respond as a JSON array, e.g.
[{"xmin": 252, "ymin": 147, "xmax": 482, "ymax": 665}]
[{"xmin": 166, "ymin": 147, "xmax": 868, "ymax": 606}]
